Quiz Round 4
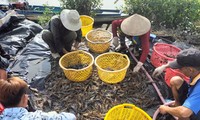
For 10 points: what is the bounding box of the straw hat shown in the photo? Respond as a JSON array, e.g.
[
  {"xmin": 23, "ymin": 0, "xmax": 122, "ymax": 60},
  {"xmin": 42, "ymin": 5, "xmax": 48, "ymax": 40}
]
[
  {"xmin": 60, "ymin": 9, "xmax": 82, "ymax": 31},
  {"xmin": 121, "ymin": 14, "xmax": 151, "ymax": 36}
]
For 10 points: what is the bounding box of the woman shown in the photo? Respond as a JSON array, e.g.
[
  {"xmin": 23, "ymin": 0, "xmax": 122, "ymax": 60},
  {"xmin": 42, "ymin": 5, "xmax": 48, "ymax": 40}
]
[{"xmin": 112, "ymin": 14, "xmax": 151, "ymax": 73}]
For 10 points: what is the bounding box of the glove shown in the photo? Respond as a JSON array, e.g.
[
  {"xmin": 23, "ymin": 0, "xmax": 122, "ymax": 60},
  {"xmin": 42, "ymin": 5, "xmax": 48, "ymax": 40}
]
[
  {"xmin": 115, "ymin": 44, "xmax": 121, "ymax": 51},
  {"xmin": 133, "ymin": 61, "xmax": 143, "ymax": 73},
  {"xmin": 152, "ymin": 65, "xmax": 166, "ymax": 77},
  {"xmin": 112, "ymin": 37, "xmax": 119, "ymax": 47}
]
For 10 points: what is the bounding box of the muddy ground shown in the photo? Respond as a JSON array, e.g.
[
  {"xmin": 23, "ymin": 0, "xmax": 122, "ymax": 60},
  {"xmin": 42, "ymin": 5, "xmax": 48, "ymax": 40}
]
[{"xmin": 32, "ymin": 27, "xmax": 200, "ymax": 120}]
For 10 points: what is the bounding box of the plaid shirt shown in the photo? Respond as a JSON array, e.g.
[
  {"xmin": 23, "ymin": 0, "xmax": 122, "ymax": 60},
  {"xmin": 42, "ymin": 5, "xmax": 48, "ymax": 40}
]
[{"xmin": 0, "ymin": 107, "xmax": 76, "ymax": 120}]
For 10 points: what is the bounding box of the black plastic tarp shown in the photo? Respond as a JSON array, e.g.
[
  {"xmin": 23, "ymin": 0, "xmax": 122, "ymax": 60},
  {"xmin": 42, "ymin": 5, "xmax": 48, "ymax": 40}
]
[{"xmin": 0, "ymin": 17, "xmax": 51, "ymax": 90}]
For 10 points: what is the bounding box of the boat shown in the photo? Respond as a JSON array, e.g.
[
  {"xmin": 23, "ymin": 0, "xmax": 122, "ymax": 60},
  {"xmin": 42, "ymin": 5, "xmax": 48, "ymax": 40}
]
[{"xmin": 0, "ymin": 2, "xmax": 128, "ymax": 26}]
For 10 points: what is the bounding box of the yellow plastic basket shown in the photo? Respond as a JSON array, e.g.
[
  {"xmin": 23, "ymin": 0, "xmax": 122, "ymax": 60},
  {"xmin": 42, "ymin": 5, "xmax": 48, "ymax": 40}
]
[
  {"xmin": 80, "ymin": 15, "xmax": 94, "ymax": 37},
  {"xmin": 104, "ymin": 103, "xmax": 152, "ymax": 120},
  {"xmin": 59, "ymin": 50, "xmax": 94, "ymax": 82},
  {"xmin": 94, "ymin": 52, "xmax": 130, "ymax": 83},
  {"xmin": 86, "ymin": 29, "xmax": 113, "ymax": 53}
]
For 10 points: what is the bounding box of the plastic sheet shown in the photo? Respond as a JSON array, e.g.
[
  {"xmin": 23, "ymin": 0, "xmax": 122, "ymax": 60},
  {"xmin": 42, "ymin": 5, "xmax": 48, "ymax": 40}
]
[{"xmin": 0, "ymin": 17, "xmax": 51, "ymax": 90}]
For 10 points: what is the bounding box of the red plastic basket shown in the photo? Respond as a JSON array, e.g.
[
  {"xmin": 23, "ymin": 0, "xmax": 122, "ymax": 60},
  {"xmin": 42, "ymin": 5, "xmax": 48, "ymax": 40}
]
[
  {"xmin": 150, "ymin": 43, "xmax": 181, "ymax": 67},
  {"xmin": 165, "ymin": 68, "xmax": 190, "ymax": 87}
]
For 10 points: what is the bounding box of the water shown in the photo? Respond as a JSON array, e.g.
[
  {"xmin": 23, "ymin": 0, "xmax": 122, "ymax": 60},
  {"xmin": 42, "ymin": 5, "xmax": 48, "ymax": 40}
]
[{"xmin": 1, "ymin": 0, "xmax": 124, "ymax": 9}]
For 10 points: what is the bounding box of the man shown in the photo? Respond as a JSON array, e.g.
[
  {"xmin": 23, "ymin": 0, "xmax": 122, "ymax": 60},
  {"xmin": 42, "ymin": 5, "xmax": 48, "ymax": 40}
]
[
  {"xmin": 42, "ymin": 9, "xmax": 82, "ymax": 58},
  {"xmin": 0, "ymin": 77, "xmax": 76, "ymax": 120},
  {"xmin": 112, "ymin": 14, "xmax": 151, "ymax": 72},
  {"xmin": 153, "ymin": 48, "xmax": 200, "ymax": 120}
]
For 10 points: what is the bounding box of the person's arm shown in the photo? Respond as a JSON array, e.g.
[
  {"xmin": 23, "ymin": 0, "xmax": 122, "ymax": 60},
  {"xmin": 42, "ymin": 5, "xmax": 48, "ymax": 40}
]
[
  {"xmin": 112, "ymin": 19, "xmax": 123, "ymax": 37},
  {"xmin": 139, "ymin": 30, "xmax": 150, "ymax": 63},
  {"xmin": 152, "ymin": 61, "xmax": 171, "ymax": 77},
  {"xmin": 49, "ymin": 16, "xmax": 64, "ymax": 53},
  {"xmin": 132, "ymin": 31, "xmax": 150, "ymax": 73},
  {"xmin": 73, "ymin": 29, "xmax": 82, "ymax": 50},
  {"xmin": 159, "ymin": 105, "xmax": 193, "ymax": 118}
]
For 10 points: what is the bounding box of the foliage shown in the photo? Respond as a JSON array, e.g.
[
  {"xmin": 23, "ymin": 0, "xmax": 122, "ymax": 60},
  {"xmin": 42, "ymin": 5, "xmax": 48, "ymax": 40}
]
[
  {"xmin": 122, "ymin": 0, "xmax": 200, "ymax": 30},
  {"xmin": 59, "ymin": 0, "xmax": 103, "ymax": 16},
  {"xmin": 38, "ymin": 5, "xmax": 54, "ymax": 27}
]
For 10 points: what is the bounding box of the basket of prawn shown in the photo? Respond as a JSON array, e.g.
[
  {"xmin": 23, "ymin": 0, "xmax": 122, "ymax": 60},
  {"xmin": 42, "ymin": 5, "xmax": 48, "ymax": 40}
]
[
  {"xmin": 95, "ymin": 52, "xmax": 130, "ymax": 83},
  {"xmin": 59, "ymin": 50, "xmax": 94, "ymax": 82},
  {"xmin": 86, "ymin": 29, "xmax": 113, "ymax": 53}
]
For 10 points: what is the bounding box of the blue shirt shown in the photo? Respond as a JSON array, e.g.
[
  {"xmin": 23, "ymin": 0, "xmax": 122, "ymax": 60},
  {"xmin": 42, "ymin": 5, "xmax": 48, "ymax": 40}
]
[
  {"xmin": 183, "ymin": 79, "xmax": 200, "ymax": 115},
  {"xmin": 0, "ymin": 107, "xmax": 76, "ymax": 120}
]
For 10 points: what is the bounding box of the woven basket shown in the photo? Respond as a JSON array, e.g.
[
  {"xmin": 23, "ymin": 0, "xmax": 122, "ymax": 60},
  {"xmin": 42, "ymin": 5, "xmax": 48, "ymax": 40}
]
[
  {"xmin": 95, "ymin": 52, "xmax": 130, "ymax": 83},
  {"xmin": 104, "ymin": 103, "xmax": 152, "ymax": 120},
  {"xmin": 151, "ymin": 43, "xmax": 181, "ymax": 67},
  {"xmin": 86, "ymin": 29, "xmax": 113, "ymax": 53},
  {"xmin": 59, "ymin": 50, "xmax": 94, "ymax": 82}
]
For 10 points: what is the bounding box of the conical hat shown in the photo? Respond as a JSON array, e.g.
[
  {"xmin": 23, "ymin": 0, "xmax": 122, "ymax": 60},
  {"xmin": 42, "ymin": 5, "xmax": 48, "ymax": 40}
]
[
  {"xmin": 121, "ymin": 14, "xmax": 151, "ymax": 36},
  {"xmin": 60, "ymin": 9, "xmax": 82, "ymax": 31}
]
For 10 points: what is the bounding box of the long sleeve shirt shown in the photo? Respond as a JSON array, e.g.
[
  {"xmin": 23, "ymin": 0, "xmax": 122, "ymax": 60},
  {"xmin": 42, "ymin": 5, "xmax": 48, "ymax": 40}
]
[
  {"xmin": 48, "ymin": 15, "xmax": 82, "ymax": 53},
  {"xmin": 112, "ymin": 19, "xmax": 150, "ymax": 63},
  {"xmin": 0, "ymin": 107, "xmax": 76, "ymax": 120}
]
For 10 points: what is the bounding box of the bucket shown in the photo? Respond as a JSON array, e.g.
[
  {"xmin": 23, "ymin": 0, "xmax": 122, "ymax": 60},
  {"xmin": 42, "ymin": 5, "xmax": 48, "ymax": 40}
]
[{"xmin": 80, "ymin": 15, "xmax": 94, "ymax": 37}]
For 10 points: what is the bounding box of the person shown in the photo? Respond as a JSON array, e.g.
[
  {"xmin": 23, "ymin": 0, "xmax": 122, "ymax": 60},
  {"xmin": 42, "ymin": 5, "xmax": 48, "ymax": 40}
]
[
  {"xmin": 112, "ymin": 14, "xmax": 151, "ymax": 73},
  {"xmin": 153, "ymin": 48, "xmax": 200, "ymax": 120},
  {"xmin": 42, "ymin": 9, "xmax": 82, "ymax": 58},
  {"xmin": 0, "ymin": 77, "xmax": 76, "ymax": 120},
  {"xmin": 0, "ymin": 10, "xmax": 16, "ymax": 29}
]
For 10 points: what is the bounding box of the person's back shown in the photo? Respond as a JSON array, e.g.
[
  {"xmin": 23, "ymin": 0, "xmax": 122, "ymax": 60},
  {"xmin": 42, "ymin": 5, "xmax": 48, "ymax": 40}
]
[
  {"xmin": 0, "ymin": 77, "xmax": 76, "ymax": 120},
  {"xmin": 42, "ymin": 9, "xmax": 82, "ymax": 58}
]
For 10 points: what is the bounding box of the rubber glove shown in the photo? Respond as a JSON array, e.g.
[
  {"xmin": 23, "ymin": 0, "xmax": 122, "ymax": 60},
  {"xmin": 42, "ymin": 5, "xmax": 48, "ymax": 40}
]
[
  {"xmin": 111, "ymin": 37, "xmax": 119, "ymax": 47},
  {"xmin": 115, "ymin": 43, "xmax": 120, "ymax": 49},
  {"xmin": 152, "ymin": 65, "xmax": 167, "ymax": 77},
  {"xmin": 133, "ymin": 61, "xmax": 143, "ymax": 73}
]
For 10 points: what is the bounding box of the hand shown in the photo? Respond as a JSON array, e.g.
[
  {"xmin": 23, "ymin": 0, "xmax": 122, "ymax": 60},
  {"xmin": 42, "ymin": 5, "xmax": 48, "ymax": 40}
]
[
  {"xmin": 112, "ymin": 37, "xmax": 119, "ymax": 47},
  {"xmin": 62, "ymin": 48, "xmax": 69, "ymax": 54},
  {"xmin": 71, "ymin": 46, "xmax": 77, "ymax": 51},
  {"xmin": 159, "ymin": 105, "xmax": 168, "ymax": 114},
  {"xmin": 152, "ymin": 65, "xmax": 166, "ymax": 77},
  {"xmin": 133, "ymin": 62, "xmax": 143, "ymax": 73},
  {"xmin": 72, "ymin": 41, "xmax": 79, "ymax": 51},
  {"xmin": 115, "ymin": 44, "xmax": 121, "ymax": 51}
]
